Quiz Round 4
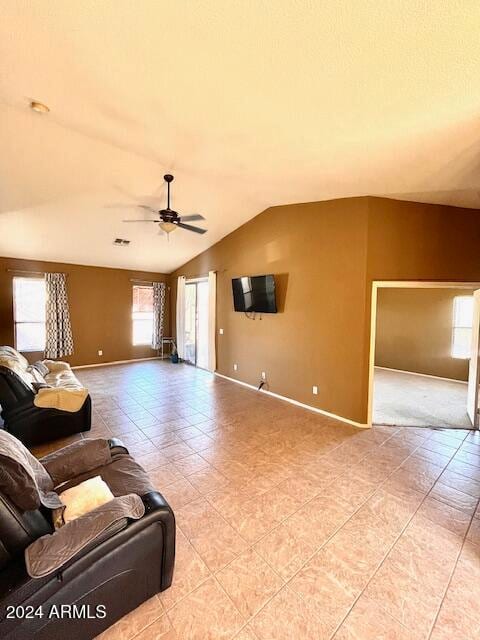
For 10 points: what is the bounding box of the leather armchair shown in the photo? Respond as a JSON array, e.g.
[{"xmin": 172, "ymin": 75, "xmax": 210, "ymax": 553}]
[{"xmin": 0, "ymin": 438, "xmax": 175, "ymax": 640}]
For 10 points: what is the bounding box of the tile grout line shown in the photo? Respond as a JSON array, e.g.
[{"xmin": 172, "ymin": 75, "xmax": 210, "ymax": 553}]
[
  {"xmin": 82, "ymin": 364, "xmax": 475, "ymax": 639},
  {"xmin": 424, "ymin": 498, "xmax": 479, "ymax": 640},
  {"xmin": 325, "ymin": 430, "xmax": 473, "ymax": 640},
  {"xmin": 273, "ymin": 429, "xmax": 467, "ymax": 637},
  {"xmin": 133, "ymin": 419, "xmax": 405, "ymax": 636},
  {"xmin": 184, "ymin": 429, "xmax": 430, "ymax": 635},
  {"xmin": 288, "ymin": 431, "xmax": 448, "ymax": 637}
]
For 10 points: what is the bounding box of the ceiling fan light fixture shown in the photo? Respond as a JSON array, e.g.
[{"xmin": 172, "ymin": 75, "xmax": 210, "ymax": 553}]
[{"xmin": 159, "ymin": 221, "xmax": 177, "ymax": 234}]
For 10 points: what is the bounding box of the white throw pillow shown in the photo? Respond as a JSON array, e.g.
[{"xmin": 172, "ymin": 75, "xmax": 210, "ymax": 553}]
[{"xmin": 56, "ymin": 476, "xmax": 114, "ymax": 528}]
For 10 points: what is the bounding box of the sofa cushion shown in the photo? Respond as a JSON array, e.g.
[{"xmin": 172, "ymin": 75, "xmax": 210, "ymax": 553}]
[
  {"xmin": 41, "ymin": 438, "xmax": 112, "ymax": 486},
  {"xmin": 33, "ymin": 360, "xmax": 49, "ymax": 377},
  {"xmin": 43, "ymin": 360, "xmax": 70, "ymax": 373},
  {"xmin": 58, "ymin": 455, "xmax": 156, "ymax": 497},
  {"xmin": 0, "ymin": 346, "xmax": 29, "ymax": 370},
  {"xmin": 0, "ymin": 356, "xmax": 35, "ymax": 390},
  {"xmin": 27, "ymin": 366, "xmax": 47, "ymax": 385},
  {"xmin": 44, "ymin": 372, "xmax": 84, "ymax": 390},
  {"xmin": 44, "ymin": 364, "xmax": 84, "ymax": 391}
]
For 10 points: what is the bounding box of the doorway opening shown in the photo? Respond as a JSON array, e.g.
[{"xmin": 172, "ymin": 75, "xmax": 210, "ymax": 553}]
[
  {"xmin": 368, "ymin": 282, "xmax": 480, "ymax": 430},
  {"xmin": 184, "ymin": 278, "xmax": 209, "ymax": 369}
]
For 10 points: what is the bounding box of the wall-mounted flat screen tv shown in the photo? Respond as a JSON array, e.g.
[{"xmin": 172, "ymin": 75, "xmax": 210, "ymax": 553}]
[{"xmin": 232, "ymin": 274, "xmax": 277, "ymax": 313}]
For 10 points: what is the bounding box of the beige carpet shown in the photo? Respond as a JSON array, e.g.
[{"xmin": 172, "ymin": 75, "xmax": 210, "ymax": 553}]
[{"xmin": 373, "ymin": 367, "xmax": 472, "ymax": 429}]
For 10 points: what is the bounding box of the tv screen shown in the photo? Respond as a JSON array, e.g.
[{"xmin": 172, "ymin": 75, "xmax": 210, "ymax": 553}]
[{"xmin": 232, "ymin": 274, "xmax": 277, "ymax": 313}]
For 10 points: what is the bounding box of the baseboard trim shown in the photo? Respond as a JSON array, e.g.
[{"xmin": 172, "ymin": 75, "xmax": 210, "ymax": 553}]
[
  {"xmin": 374, "ymin": 366, "xmax": 467, "ymax": 385},
  {"xmin": 72, "ymin": 356, "xmax": 161, "ymax": 370},
  {"xmin": 214, "ymin": 372, "xmax": 368, "ymax": 429}
]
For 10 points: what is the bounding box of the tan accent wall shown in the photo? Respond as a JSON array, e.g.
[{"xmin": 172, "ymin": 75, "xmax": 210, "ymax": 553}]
[
  {"xmin": 172, "ymin": 196, "xmax": 480, "ymax": 425},
  {"xmin": 0, "ymin": 257, "xmax": 169, "ymax": 367},
  {"xmin": 375, "ymin": 287, "xmax": 474, "ymax": 382},
  {"xmin": 365, "ymin": 198, "xmax": 480, "ymax": 414},
  {"xmin": 171, "ymin": 198, "xmax": 370, "ymax": 424}
]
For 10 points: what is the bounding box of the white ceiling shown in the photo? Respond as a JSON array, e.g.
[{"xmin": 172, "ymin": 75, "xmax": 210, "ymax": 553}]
[{"xmin": 1, "ymin": 1, "xmax": 480, "ymax": 273}]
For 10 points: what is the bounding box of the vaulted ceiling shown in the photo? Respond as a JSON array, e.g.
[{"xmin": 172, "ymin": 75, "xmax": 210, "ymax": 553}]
[{"xmin": 1, "ymin": 1, "xmax": 480, "ymax": 273}]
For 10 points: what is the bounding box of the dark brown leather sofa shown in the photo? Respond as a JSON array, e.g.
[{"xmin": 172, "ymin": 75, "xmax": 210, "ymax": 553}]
[
  {"xmin": 0, "ymin": 363, "xmax": 91, "ymax": 448},
  {"xmin": 0, "ymin": 437, "xmax": 175, "ymax": 640}
]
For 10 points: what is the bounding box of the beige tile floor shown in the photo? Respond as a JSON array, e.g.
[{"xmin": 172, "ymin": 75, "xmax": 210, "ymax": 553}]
[{"xmin": 34, "ymin": 360, "xmax": 480, "ymax": 639}]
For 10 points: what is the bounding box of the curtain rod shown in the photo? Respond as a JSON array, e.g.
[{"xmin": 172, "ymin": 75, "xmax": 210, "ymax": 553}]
[
  {"xmin": 7, "ymin": 269, "xmax": 47, "ymax": 277},
  {"xmin": 181, "ymin": 270, "xmax": 217, "ymax": 279},
  {"xmin": 130, "ymin": 278, "xmax": 170, "ymax": 290},
  {"xmin": 7, "ymin": 269, "xmax": 70, "ymax": 277}
]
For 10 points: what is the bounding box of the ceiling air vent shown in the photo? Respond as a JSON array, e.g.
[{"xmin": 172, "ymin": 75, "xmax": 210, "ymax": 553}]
[{"xmin": 113, "ymin": 238, "xmax": 130, "ymax": 246}]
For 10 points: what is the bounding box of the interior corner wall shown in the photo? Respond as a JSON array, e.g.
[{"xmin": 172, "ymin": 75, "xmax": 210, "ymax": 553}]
[
  {"xmin": 172, "ymin": 196, "xmax": 480, "ymax": 427},
  {"xmin": 0, "ymin": 257, "xmax": 170, "ymax": 367},
  {"xmin": 364, "ymin": 197, "xmax": 480, "ymax": 416},
  {"xmin": 375, "ymin": 287, "xmax": 475, "ymax": 382},
  {"xmin": 170, "ymin": 198, "xmax": 370, "ymax": 425}
]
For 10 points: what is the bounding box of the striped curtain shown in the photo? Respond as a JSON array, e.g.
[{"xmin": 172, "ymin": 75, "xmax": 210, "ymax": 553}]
[
  {"xmin": 45, "ymin": 273, "xmax": 74, "ymax": 359},
  {"xmin": 152, "ymin": 282, "xmax": 166, "ymax": 349}
]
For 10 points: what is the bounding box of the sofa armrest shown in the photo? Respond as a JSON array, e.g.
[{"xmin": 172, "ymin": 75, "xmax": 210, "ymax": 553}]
[
  {"xmin": 108, "ymin": 437, "xmax": 129, "ymax": 457},
  {"xmin": 40, "ymin": 438, "xmax": 114, "ymax": 486},
  {"xmin": 134, "ymin": 491, "xmax": 176, "ymax": 591},
  {"xmin": 23, "ymin": 492, "xmax": 174, "ymax": 580},
  {"xmin": 25, "ymin": 495, "xmax": 145, "ymax": 578}
]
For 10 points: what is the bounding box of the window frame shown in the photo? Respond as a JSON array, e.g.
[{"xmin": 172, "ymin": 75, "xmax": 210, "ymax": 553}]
[
  {"xmin": 451, "ymin": 295, "xmax": 474, "ymax": 360},
  {"xmin": 13, "ymin": 276, "xmax": 47, "ymax": 353},
  {"xmin": 131, "ymin": 284, "xmax": 154, "ymax": 347}
]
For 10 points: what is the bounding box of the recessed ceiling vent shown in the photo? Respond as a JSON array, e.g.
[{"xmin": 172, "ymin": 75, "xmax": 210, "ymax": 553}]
[{"xmin": 113, "ymin": 238, "xmax": 130, "ymax": 246}]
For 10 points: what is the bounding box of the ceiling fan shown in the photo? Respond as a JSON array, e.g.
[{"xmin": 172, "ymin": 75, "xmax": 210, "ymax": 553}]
[{"xmin": 122, "ymin": 174, "xmax": 207, "ymax": 235}]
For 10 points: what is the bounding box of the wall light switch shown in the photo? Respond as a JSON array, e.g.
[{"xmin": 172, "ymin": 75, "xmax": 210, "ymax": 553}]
[
  {"xmin": 233, "ymin": 363, "xmax": 238, "ymax": 371},
  {"xmin": 219, "ymin": 328, "xmax": 224, "ymax": 335},
  {"xmin": 312, "ymin": 385, "xmax": 318, "ymax": 395},
  {"xmin": 98, "ymin": 350, "xmax": 103, "ymax": 356},
  {"xmin": 261, "ymin": 371, "xmax": 266, "ymax": 380}
]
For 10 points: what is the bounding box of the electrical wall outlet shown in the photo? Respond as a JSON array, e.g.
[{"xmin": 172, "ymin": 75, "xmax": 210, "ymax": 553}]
[
  {"xmin": 312, "ymin": 385, "xmax": 318, "ymax": 395},
  {"xmin": 261, "ymin": 371, "xmax": 266, "ymax": 380},
  {"xmin": 98, "ymin": 350, "xmax": 103, "ymax": 356},
  {"xmin": 233, "ymin": 363, "xmax": 238, "ymax": 371},
  {"xmin": 219, "ymin": 328, "xmax": 224, "ymax": 335}
]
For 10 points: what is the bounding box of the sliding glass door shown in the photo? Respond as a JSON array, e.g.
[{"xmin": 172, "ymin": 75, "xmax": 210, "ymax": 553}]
[
  {"xmin": 184, "ymin": 283, "xmax": 197, "ymax": 364},
  {"xmin": 184, "ymin": 279, "xmax": 209, "ymax": 368}
]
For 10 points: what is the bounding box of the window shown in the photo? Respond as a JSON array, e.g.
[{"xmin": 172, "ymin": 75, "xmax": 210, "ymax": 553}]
[
  {"xmin": 452, "ymin": 295, "xmax": 474, "ymax": 359},
  {"xmin": 132, "ymin": 285, "xmax": 153, "ymax": 346},
  {"xmin": 13, "ymin": 277, "xmax": 46, "ymax": 352}
]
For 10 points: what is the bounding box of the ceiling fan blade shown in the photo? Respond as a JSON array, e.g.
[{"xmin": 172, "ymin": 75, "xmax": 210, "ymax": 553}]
[
  {"xmin": 180, "ymin": 214, "xmax": 205, "ymax": 222},
  {"xmin": 122, "ymin": 219, "xmax": 158, "ymax": 223},
  {"xmin": 176, "ymin": 222, "xmax": 207, "ymax": 234}
]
